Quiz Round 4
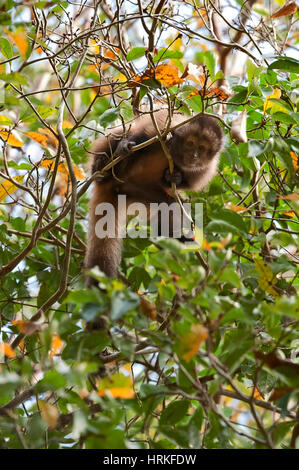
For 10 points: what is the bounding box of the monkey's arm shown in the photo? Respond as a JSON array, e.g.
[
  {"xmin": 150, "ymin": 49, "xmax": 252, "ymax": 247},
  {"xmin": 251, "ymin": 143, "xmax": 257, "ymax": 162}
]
[
  {"xmin": 115, "ymin": 138, "xmax": 136, "ymax": 156},
  {"xmin": 91, "ymin": 132, "xmax": 138, "ymax": 182},
  {"xmin": 111, "ymin": 110, "xmax": 186, "ymax": 161}
]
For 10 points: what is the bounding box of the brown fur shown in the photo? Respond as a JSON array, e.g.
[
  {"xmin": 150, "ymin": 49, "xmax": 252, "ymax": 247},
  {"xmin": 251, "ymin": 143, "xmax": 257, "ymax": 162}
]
[{"xmin": 85, "ymin": 110, "xmax": 223, "ymax": 282}]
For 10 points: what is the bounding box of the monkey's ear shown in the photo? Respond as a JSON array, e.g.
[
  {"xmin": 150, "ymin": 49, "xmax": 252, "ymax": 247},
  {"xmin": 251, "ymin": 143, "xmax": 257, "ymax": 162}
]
[{"xmin": 171, "ymin": 126, "xmax": 185, "ymax": 138}]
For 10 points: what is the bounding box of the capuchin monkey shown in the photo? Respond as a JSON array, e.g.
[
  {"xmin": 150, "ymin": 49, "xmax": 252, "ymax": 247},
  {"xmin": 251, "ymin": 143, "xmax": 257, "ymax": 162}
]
[{"xmin": 85, "ymin": 109, "xmax": 223, "ymax": 284}]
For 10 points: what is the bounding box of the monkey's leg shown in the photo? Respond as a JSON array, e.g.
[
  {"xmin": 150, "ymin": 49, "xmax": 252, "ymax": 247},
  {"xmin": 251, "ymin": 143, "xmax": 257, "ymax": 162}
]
[
  {"xmin": 91, "ymin": 153, "xmax": 114, "ymax": 183},
  {"xmin": 164, "ymin": 167, "xmax": 183, "ymax": 187}
]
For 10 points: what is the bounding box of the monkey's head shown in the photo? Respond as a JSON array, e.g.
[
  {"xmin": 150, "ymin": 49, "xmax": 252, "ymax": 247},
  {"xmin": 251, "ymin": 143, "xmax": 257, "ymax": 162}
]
[{"xmin": 169, "ymin": 115, "xmax": 223, "ymax": 170}]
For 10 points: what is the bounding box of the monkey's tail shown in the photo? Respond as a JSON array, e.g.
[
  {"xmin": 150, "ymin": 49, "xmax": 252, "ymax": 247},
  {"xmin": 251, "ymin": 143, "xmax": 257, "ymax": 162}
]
[
  {"xmin": 85, "ymin": 237, "xmax": 122, "ymax": 286},
  {"xmin": 85, "ymin": 183, "xmax": 123, "ymax": 285}
]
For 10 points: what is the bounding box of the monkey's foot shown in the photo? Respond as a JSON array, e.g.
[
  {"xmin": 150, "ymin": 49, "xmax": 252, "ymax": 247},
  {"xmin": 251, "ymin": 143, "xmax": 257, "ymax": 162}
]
[
  {"xmin": 116, "ymin": 139, "xmax": 136, "ymax": 157},
  {"xmin": 91, "ymin": 156, "xmax": 111, "ymax": 181}
]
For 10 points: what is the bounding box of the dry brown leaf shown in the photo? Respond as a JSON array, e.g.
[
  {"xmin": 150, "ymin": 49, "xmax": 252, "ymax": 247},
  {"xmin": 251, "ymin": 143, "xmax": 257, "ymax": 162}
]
[
  {"xmin": 0, "ymin": 128, "xmax": 24, "ymax": 147},
  {"xmin": 0, "ymin": 175, "xmax": 24, "ymax": 202},
  {"xmin": 88, "ymin": 38, "xmax": 100, "ymax": 54},
  {"xmin": 73, "ymin": 165, "xmax": 86, "ymax": 180},
  {"xmin": 155, "ymin": 64, "xmax": 184, "ymax": 87},
  {"xmin": 24, "ymin": 131, "xmax": 48, "ymax": 147},
  {"xmin": 97, "ymin": 373, "xmax": 135, "ymax": 399},
  {"xmin": 130, "ymin": 64, "xmax": 184, "ymax": 88},
  {"xmin": 283, "ymin": 210, "xmax": 295, "ymax": 217},
  {"xmin": 279, "ymin": 192, "xmax": 299, "ymax": 201},
  {"xmin": 269, "ymin": 386, "xmax": 293, "ymax": 402},
  {"xmin": 0, "ymin": 342, "xmax": 16, "ymax": 358},
  {"xmin": 37, "ymin": 128, "xmax": 58, "ymax": 147},
  {"xmin": 271, "ymin": 1, "xmax": 297, "ymax": 18},
  {"xmin": 5, "ymin": 29, "xmax": 28, "ymax": 58},
  {"xmin": 49, "ymin": 334, "xmax": 64, "ymax": 359},
  {"xmin": 139, "ymin": 295, "xmax": 157, "ymax": 320},
  {"xmin": 203, "ymin": 240, "xmax": 212, "ymax": 250},
  {"xmin": 254, "ymin": 257, "xmax": 279, "ymax": 298},
  {"xmin": 11, "ymin": 320, "xmax": 41, "ymax": 336},
  {"xmin": 180, "ymin": 324, "xmax": 208, "ymax": 362},
  {"xmin": 185, "ymin": 64, "xmax": 231, "ymax": 101},
  {"xmin": 290, "ymin": 152, "xmax": 299, "ymax": 171},
  {"xmin": 60, "ymin": 121, "xmax": 73, "ymax": 130},
  {"xmin": 264, "ymin": 88, "xmax": 281, "ymax": 113},
  {"xmin": 195, "ymin": 9, "xmax": 207, "ymax": 29},
  {"xmin": 230, "ymin": 110, "xmax": 248, "ymax": 144},
  {"xmin": 253, "ymin": 388, "xmax": 264, "ymax": 400},
  {"xmin": 99, "ymin": 387, "xmax": 135, "ymax": 399},
  {"xmin": 37, "ymin": 122, "xmax": 73, "ymax": 148},
  {"xmin": 226, "ymin": 204, "xmax": 247, "ymax": 213},
  {"xmin": 101, "ymin": 47, "xmax": 120, "ymax": 70},
  {"xmin": 40, "ymin": 160, "xmax": 85, "ymax": 180},
  {"xmin": 53, "ymin": 173, "xmax": 69, "ymax": 197},
  {"xmin": 38, "ymin": 400, "xmax": 59, "ymax": 430}
]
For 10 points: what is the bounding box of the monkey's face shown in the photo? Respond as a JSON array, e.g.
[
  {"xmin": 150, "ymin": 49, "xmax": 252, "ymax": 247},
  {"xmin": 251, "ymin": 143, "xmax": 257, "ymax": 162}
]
[
  {"xmin": 170, "ymin": 117, "xmax": 223, "ymax": 170},
  {"xmin": 171, "ymin": 133, "xmax": 215, "ymax": 169},
  {"xmin": 182, "ymin": 135, "xmax": 212, "ymax": 167}
]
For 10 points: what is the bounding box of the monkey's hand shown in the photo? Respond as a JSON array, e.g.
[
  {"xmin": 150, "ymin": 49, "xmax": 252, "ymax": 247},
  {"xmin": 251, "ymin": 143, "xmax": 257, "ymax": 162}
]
[
  {"xmin": 164, "ymin": 167, "xmax": 183, "ymax": 187},
  {"xmin": 115, "ymin": 139, "xmax": 136, "ymax": 157}
]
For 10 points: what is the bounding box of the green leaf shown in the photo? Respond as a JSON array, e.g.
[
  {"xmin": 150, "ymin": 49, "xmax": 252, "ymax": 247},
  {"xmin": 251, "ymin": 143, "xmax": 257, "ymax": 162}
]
[
  {"xmin": 269, "ymin": 58, "xmax": 299, "ymax": 74},
  {"xmin": 0, "ymin": 38, "xmax": 12, "ymax": 59},
  {"xmin": 189, "ymin": 405, "xmax": 204, "ymax": 430},
  {"xmin": 271, "ymin": 112, "xmax": 297, "ymax": 125},
  {"xmin": 0, "ymin": 115, "xmax": 13, "ymax": 126},
  {"xmin": 272, "ymin": 421, "xmax": 294, "ymax": 445},
  {"xmin": 277, "ymin": 393, "xmax": 292, "ymax": 419},
  {"xmin": 10, "ymin": 216, "xmax": 25, "ymax": 232},
  {"xmin": 140, "ymin": 384, "xmax": 168, "ymax": 416},
  {"xmin": 126, "ymin": 47, "xmax": 146, "ymax": 61},
  {"xmin": 207, "ymin": 209, "xmax": 248, "ymax": 235},
  {"xmin": 99, "ymin": 108, "xmax": 120, "ymax": 128},
  {"xmin": 66, "ymin": 289, "xmax": 101, "ymax": 305},
  {"xmin": 261, "ymin": 296, "xmax": 299, "ymax": 319},
  {"xmin": 248, "ymin": 140, "xmax": 266, "ymax": 157},
  {"xmin": 37, "ymin": 282, "xmax": 52, "ymax": 307},
  {"xmin": 153, "ymin": 48, "xmax": 183, "ymax": 63},
  {"xmin": 186, "ymin": 95, "xmax": 202, "ymax": 113},
  {"xmin": 195, "ymin": 51, "xmax": 217, "ymax": 77},
  {"xmin": 111, "ymin": 290, "xmax": 139, "ymax": 321},
  {"xmin": 37, "ymin": 370, "xmax": 67, "ymax": 392},
  {"xmin": 160, "ymin": 400, "xmax": 189, "ymax": 426},
  {"xmin": 266, "ymin": 98, "xmax": 293, "ymax": 113},
  {"xmin": 36, "ymin": 106, "xmax": 56, "ymax": 119},
  {"xmin": 247, "ymin": 60, "xmax": 263, "ymax": 81},
  {"xmin": 222, "ymin": 330, "xmax": 254, "ymax": 371},
  {"xmin": 158, "ymin": 425, "xmax": 190, "ymax": 448},
  {"xmin": 0, "ymin": 72, "xmax": 27, "ymax": 85},
  {"xmin": 80, "ymin": 302, "xmax": 103, "ymax": 322},
  {"xmin": 218, "ymin": 268, "xmax": 241, "ymax": 288},
  {"xmin": 128, "ymin": 266, "xmax": 151, "ymax": 290}
]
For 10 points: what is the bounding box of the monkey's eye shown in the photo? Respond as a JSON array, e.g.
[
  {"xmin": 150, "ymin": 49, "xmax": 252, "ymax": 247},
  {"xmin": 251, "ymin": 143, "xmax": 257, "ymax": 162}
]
[
  {"xmin": 185, "ymin": 141, "xmax": 195, "ymax": 149},
  {"xmin": 197, "ymin": 145, "xmax": 206, "ymax": 154}
]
